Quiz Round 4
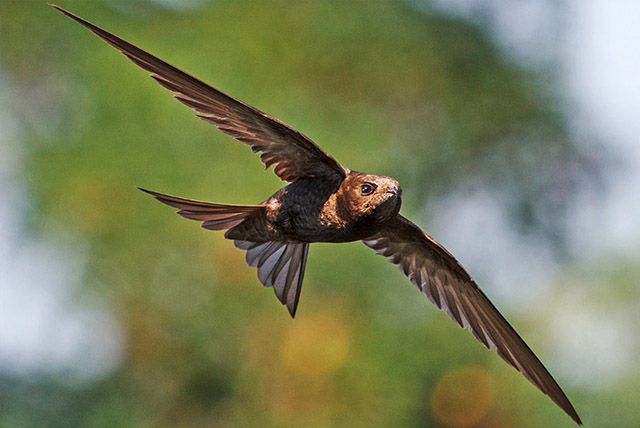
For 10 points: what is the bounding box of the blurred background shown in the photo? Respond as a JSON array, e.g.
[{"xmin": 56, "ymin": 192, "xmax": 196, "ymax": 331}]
[{"xmin": 0, "ymin": 0, "xmax": 638, "ymax": 427}]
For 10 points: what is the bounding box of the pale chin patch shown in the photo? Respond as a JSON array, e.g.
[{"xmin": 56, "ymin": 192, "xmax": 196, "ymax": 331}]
[{"xmin": 372, "ymin": 194, "xmax": 401, "ymax": 222}]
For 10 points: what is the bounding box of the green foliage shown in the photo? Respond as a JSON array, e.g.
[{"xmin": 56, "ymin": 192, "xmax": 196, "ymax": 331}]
[{"xmin": 0, "ymin": 1, "xmax": 607, "ymax": 427}]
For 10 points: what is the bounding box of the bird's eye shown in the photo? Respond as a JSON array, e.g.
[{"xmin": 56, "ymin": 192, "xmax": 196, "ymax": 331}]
[{"xmin": 360, "ymin": 182, "xmax": 377, "ymax": 195}]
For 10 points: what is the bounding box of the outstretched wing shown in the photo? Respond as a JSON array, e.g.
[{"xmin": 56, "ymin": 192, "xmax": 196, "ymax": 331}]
[
  {"xmin": 362, "ymin": 215, "xmax": 582, "ymax": 425},
  {"xmin": 53, "ymin": 5, "xmax": 347, "ymax": 183}
]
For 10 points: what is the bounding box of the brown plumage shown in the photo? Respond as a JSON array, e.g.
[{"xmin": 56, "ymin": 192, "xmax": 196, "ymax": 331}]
[{"xmin": 53, "ymin": 5, "xmax": 582, "ymax": 425}]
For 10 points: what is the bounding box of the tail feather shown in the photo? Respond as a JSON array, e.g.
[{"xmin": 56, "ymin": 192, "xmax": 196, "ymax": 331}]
[
  {"xmin": 201, "ymin": 215, "xmax": 252, "ymax": 231},
  {"xmin": 235, "ymin": 240, "xmax": 309, "ymax": 317},
  {"xmin": 140, "ymin": 187, "xmax": 308, "ymax": 316},
  {"xmin": 139, "ymin": 187, "xmax": 264, "ymax": 231}
]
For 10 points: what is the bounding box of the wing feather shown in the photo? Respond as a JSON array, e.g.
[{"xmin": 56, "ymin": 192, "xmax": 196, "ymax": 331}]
[
  {"xmin": 362, "ymin": 215, "xmax": 581, "ymax": 425},
  {"xmin": 53, "ymin": 5, "xmax": 347, "ymax": 183}
]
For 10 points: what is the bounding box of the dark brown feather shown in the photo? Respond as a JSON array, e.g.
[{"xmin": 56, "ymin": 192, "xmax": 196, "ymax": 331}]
[
  {"xmin": 52, "ymin": 5, "xmax": 347, "ymax": 184},
  {"xmin": 362, "ymin": 215, "xmax": 582, "ymax": 425}
]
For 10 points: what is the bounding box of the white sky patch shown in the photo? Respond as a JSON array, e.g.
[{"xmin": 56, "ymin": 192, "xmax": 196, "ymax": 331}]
[
  {"xmin": 425, "ymin": 189, "xmax": 557, "ymax": 312},
  {"xmin": 563, "ymin": 0, "xmax": 640, "ymax": 259},
  {"xmin": 423, "ymin": 0, "xmax": 561, "ymax": 64},
  {"xmin": 547, "ymin": 286, "xmax": 638, "ymax": 388},
  {"xmin": 0, "ymin": 71, "xmax": 124, "ymax": 384}
]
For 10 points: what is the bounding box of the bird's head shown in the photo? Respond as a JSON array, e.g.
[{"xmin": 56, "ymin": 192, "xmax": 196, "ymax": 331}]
[{"xmin": 337, "ymin": 171, "xmax": 402, "ymax": 223}]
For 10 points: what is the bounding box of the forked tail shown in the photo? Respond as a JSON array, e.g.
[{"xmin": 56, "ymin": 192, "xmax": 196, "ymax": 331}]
[{"xmin": 140, "ymin": 187, "xmax": 309, "ymax": 317}]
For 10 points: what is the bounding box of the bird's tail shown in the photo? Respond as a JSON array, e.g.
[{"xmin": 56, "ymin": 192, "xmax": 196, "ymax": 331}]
[
  {"xmin": 139, "ymin": 187, "xmax": 264, "ymax": 231},
  {"xmin": 141, "ymin": 187, "xmax": 308, "ymax": 317},
  {"xmin": 234, "ymin": 240, "xmax": 309, "ymax": 318}
]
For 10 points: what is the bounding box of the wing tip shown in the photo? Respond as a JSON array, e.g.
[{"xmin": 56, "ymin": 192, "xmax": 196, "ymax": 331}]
[
  {"xmin": 555, "ymin": 395, "xmax": 583, "ymax": 425},
  {"xmin": 50, "ymin": 4, "xmax": 90, "ymax": 27},
  {"xmin": 572, "ymin": 411, "xmax": 583, "ymax": 426}
]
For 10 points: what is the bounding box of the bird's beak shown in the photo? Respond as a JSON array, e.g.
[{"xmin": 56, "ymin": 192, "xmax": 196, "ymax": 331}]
[{"xmin": 386, "ymin": 187, "xmax": 402, "ymax": 197}]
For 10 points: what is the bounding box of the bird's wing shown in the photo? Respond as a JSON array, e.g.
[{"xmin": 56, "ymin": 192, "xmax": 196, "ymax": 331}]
[
  {"xmin": 362, "ymin": 215, "xmax": 581, "ymax": 425},
  {"xmin": 53, "ymin": 5, "xmax": 347, "ymax": 183},
  {"xmin": 234, "ymin": 240, "xmax": 309, "ymax": 318}
]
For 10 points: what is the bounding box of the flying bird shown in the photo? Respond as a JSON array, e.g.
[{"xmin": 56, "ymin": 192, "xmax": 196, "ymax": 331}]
[{"xmin": 53, "ymin": 5, "xmax": 581, "ymax": 425}]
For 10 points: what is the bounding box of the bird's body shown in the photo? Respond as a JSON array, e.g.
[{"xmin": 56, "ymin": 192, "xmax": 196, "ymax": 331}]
[
  {"xmin": 248, "ymin": 172, "xmax": 401, "ymax": 243},
  {"xmin": 53, "ymin": 5, "xmax": 582, "ymax": 425}
]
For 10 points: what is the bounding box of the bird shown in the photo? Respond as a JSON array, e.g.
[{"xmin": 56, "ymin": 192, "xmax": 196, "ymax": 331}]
[{"xmin": 52, "ymin": 5, "xmax": 582, "ymax": 425}]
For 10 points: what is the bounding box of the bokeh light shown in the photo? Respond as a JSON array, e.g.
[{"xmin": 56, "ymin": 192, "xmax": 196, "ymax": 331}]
[
  {"xmin": 431, "ymin": 367, "xmax": 495, "ymax": 428},
  {"xmin": 281, "ymin": 312, "xmax": 352, "ymax": 378}
]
